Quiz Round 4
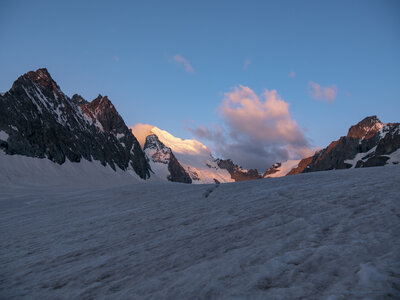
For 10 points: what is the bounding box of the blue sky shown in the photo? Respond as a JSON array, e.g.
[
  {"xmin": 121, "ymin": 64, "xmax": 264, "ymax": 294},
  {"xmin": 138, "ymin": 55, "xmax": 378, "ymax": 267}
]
[{"xmin": 1, "ymin": 0, "xmax": 399, "ymax": 169}]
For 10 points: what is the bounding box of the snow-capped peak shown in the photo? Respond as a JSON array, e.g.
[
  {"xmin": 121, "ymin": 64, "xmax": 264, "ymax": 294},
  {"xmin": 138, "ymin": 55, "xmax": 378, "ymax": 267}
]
[
  {"xmin": 151, "ymin": 127, "xmax": 210, "ymax": 156},
  {"xmin": 130, "ymin": 124, "xmax": 233, "ymax": 184},
  {"xmin": 130, "ymin": 124, "xmax": 210, "ymax": 156}
]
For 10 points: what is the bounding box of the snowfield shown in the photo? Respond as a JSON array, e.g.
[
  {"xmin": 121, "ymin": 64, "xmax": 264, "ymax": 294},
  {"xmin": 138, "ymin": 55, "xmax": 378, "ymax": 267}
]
[{"xmin": 1, "ymin": 165, "xmax": 400, "ymax": 299}]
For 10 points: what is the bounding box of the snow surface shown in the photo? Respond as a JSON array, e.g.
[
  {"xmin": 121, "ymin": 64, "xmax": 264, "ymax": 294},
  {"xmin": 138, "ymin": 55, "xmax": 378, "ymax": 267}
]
[
  {"xmin": 1, "ymin": 163, "xmax": 399, "ymax": 299},
  {"xmin": 116, "ymin": 133, "xmax": 125, "ymax": 139},
  {"xmin": 264, "ymin": 160, "xmax": 300, "ymax": 178},
  {"xmin": 386, "ymin": 148, "xmax": 400, "ymax": 165},
  {"xmin": 145, "ymin": 146, "xmax": 171, "ymax": 181},
  {"xmin": 0, "ymin": 151, "xmax": 145, "ymax": 187}
]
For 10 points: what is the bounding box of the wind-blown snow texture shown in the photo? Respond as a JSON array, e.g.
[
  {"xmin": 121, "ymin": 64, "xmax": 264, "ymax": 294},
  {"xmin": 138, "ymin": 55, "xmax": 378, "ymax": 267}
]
[{"xmin": 1, "ymin": 166, "xmax": 400, "ymax": 299}]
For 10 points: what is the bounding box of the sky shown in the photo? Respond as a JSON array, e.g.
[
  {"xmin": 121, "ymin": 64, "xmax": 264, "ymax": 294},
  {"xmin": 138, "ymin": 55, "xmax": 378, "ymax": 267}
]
[{"xmin": 1, "ymin": 0, "xmax": 399, "ymax": 170}]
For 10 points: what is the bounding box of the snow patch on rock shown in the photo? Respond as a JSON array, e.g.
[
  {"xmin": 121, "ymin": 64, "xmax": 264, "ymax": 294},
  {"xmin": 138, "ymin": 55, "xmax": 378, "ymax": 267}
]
[{"xmin": 0, "ymin": 130, "xmax": 9, "ymax": 141}]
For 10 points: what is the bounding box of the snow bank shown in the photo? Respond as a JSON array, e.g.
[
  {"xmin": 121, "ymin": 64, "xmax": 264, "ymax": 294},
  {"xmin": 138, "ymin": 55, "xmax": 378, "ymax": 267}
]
[{"xmin": 0, "ymin": 151, "xmax": 143, "ymax": 187}]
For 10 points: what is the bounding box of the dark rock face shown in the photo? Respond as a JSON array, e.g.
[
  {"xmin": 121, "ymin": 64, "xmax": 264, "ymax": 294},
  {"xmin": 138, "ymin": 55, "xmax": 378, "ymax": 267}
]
[
  {"xmin": 263, "ymin": 162, "xmax": 281, "ymax": 177},
  {"xmin": 144, "ymin": 134, "xmax": 192, "ymax": 183},
  {"xmin": 0, "ymin": 68, "xmax": 150, "ymax": 179},
  {"xmin": 288, "ymin": 116, "xmax": 399, "ymax": 175},
  {"xmin": 71, "ymin": 94, "xmax": 88, "ymax": 105},
  {"xmin": 216, "ymin": 158, "xmax": 261, "ymax": 181}
]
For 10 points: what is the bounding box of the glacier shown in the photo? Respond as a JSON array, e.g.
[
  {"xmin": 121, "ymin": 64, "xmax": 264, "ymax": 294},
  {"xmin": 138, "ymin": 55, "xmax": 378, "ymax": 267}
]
[{"xmin": 0, "ymin": 160, "xmax": 399, "ymax": 299}]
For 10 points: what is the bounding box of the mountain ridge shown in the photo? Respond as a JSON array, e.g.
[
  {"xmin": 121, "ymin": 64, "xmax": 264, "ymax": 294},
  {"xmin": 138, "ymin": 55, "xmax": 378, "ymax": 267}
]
[
  {"xmin": 0, "ymin": 68, "xmax": 150, "ymax": 179},
  {"xmin": 1, "ymin": 68, "xmax": 399, "ymax": 183},
  {"xmin": 288, "ymin": 116, "xmax": 400, "ymax": 175}
]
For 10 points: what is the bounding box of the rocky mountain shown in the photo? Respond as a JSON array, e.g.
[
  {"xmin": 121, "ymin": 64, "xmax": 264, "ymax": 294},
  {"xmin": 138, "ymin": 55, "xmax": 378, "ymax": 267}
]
[
  {"xmin": 131, "ymin": 124, "xmax": 258, "ymax": 184},
  {"xmin": 143, "ymin": 134, "xmax": 192, "ymax": 183},
  {"xmin": 0, "ymin": 68, "xmax": 150, "ymax": 179},
  {"xmin": 288, "ymin": 116, "xmax": 400, "ymax": 175},
  {"xmin": 263, "ymin": 160, "xmax": 300, "ymax": 178},
  {"xmin": 2, "ymin": 69, "xmax": 398, "ymax": 184},
  {"xmin": 215, "ymin": 159, "xmax": 261, "ymax": 181}
]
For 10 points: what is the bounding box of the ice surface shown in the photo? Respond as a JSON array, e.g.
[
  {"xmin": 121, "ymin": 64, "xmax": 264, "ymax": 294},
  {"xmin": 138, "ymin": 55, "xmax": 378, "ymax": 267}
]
[{"xmin": 1, "ymin": 160, "xmax": 399, "ymax": 299}]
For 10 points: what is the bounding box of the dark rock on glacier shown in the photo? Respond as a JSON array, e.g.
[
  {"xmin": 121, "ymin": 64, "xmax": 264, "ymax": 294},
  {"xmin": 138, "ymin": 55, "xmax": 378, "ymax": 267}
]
[
  {"xmin": 216, "ymin": 158, "xmax": 261, "ymax": 181},
  {"xmin": 0, "ymin": 68, "xmax": 150, "ymax": 179},
  {"xmin": 144, "ymin": 134, "xmax": 192, "ymax": 183}
]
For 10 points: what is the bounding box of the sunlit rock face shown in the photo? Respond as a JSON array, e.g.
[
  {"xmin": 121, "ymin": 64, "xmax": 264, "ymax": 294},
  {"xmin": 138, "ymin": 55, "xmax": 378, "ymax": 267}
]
[
  {"xmin": 0, "ymin": 68, "xmax": 150, "ymax": 179},
  {"xmin": 288, "ymin": 116, "xmax": 400, "ymax": 175}
]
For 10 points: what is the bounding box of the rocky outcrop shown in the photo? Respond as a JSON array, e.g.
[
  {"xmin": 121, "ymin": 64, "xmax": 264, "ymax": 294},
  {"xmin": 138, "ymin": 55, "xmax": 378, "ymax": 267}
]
[
  {"xmin": 263, "ymin": 163, "xmax": 281, "ymax": 177},
  {"xmin": 216, "ymin": 158, "xmax": 261, "ymax": 181},
  {"xmin": 347, "ymin": 115, "xmax": 383, "ymax": 139},
  {"xmin": 288, "ymin": 116, "xmax": 400, "ymax": 175},
  {"xmin": 71, "ymin": 94, "xmax": 88, "ymax": 105},
  {"xmin": 286, "ymin": 156, "xmax": 314, "ymax": 175},
  {"xmin": 144, "ymin": 134, "xmax": 192, "ymax": 183},
  {"xmin": 0, "ymin": 68, "xmax": 150, "ymax": 179}
]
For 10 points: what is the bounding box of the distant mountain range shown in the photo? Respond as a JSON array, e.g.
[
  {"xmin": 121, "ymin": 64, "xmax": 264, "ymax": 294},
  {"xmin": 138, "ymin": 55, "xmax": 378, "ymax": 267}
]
[{"xmin": 0, "ymin": 68, "xmax": 399, "ymax": 184}]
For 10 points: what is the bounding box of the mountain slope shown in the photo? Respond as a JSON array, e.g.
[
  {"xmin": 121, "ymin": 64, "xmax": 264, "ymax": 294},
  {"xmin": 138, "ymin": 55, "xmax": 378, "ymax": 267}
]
[
  {"xmin": 144, "ymin": 134, "xmax": 192, "ymax": 183},
  {"xmin": 263, "ymin": 160, "xmax": 300, "ymax": 178},
  {"xmin": 288, "ymin": 116, "xmax": 400, "ymax": 175},
  {"xmin": 215, "ymin": 158, "xmax": 261, "ymax": 181},
  {"xmin": 131, "ymin": 124, "xmax": 234, "ymax": 184},
  {"xmin": 0, "ymin": 68, "xmax": 150, "ymax": 179}
]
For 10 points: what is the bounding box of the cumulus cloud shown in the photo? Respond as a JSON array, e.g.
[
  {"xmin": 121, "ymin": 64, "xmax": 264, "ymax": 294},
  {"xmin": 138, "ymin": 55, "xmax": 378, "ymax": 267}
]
[
  {"xmin": 173, "ymin": 54, "xmax": 194, "ymax": 73},
  {"xmin": 129, "ymin": 123, "xmax": 155, "ymax": 148},
  {"xmin": 187, "ymin": 85, "xmax": 312, "ymax": 171},
  {"xmin": 308, "ymin": 81, "xmax": 337, "ymax": 103},
  {"xmin": 288, "ymin": 71, "xmax": 296, "ymax": 78},
  {"xmin": 243, "ymin": 58, "xmax": 251, "ymax": 70}
]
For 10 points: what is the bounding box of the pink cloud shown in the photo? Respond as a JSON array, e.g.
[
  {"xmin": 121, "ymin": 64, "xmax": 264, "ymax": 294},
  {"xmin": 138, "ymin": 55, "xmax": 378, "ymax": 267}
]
[
  {"xmin": 288, "ymin": 71, "xmax": 296, "ymax": 78},
  {"xmin": 187, "ymin": 86, "xmax": 311, "ymax": 171},
  {"xmin": 308, "ymin": 81, "xmax": 337, "ymax": 103},
  {"xmin": 173, "ymin": 54, "xmax": 194, "ymax": 73}
]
